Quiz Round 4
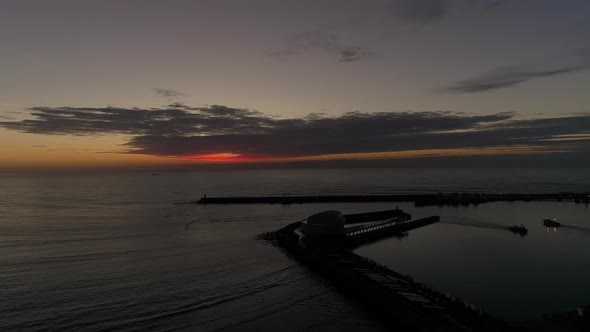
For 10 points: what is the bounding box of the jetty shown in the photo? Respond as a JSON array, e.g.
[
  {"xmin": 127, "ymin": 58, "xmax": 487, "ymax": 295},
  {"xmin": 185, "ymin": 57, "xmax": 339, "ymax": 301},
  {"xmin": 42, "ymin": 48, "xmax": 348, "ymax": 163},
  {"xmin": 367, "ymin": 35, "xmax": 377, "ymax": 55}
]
[
  {"xmin": 198, "ymin": 192, "xmax": 590, "ymax": 206},
  {"xmin": 346, "ymin": 216, "xmax": 440, "ymax": 247},
  {"xmin": 262, "ymin": 208, "xmax": 590, "ymax": 330},
  {"xmin": 264, "ymin": 209, "xmax": 508, "ymax": 331}
]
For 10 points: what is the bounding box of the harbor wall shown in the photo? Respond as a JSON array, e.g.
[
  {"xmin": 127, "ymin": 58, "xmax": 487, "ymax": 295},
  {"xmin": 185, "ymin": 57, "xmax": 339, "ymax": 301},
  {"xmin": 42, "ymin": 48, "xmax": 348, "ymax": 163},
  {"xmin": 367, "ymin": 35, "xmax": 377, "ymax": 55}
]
[{"xmin": 198, "ymin": 192, "xmax": 590, "ymax": 206}]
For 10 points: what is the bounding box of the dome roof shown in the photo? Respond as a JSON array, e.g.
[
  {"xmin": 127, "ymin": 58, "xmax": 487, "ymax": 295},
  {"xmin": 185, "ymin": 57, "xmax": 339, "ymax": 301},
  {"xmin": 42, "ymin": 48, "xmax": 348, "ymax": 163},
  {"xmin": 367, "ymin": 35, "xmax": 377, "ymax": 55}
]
[
  {"xmin": 307, "ymin": 210, "xmax": 345, "ymax": 225},
  {"xmin": 303, "ymin": 210, "xmax": 346, "ymax": 238}
]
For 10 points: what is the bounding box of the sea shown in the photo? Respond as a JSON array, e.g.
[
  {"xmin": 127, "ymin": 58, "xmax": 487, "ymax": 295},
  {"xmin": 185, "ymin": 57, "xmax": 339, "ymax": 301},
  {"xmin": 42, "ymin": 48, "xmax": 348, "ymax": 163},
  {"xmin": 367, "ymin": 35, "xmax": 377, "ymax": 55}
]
[{"xmin": 1, "ymin": 168, "xmax": 589, "ymax": 331}]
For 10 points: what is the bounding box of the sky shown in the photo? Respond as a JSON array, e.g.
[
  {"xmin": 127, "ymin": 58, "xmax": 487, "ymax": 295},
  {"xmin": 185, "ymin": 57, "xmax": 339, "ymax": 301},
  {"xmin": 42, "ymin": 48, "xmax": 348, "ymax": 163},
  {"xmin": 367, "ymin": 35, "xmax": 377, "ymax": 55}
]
[{"xmin": 1, "ymin": 0, "xmax": 590, "ymax": 171}]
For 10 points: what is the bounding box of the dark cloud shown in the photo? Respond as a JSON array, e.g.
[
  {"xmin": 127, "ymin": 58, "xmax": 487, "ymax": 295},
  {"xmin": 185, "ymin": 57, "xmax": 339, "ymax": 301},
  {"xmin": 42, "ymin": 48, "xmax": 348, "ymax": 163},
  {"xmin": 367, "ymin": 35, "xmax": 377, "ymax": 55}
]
[
  {"xmin": 272, "ymin": 30, "xmax": 373, "ymax": 63},
  {"xmin": 154, "ymin": 88, "xmax": 184, "ymax": 101},
  {"xmin": 393, "ymin": 0, "xmax": 447, "ymax": 23},
  {"xmin": 338, "ymin": 46, "xmax": 371, "ymax": 62},
  {"xmin": 31, "ymin": 145, "xmax": 47, "ymax": 148},
  {"xmin": 0, "ymin": 105, "xmax": 269, "ymax": 136},
  {"xmin": 125, "ymin": 115, "xmax": 590, "ymax": 158},
  {"xmin": 2, "ymin": 104, "xmax": 589, "ymax": 162},
  {"xmin": 442, "ymin": 64, "xmax": 588, "ymax": 93}
]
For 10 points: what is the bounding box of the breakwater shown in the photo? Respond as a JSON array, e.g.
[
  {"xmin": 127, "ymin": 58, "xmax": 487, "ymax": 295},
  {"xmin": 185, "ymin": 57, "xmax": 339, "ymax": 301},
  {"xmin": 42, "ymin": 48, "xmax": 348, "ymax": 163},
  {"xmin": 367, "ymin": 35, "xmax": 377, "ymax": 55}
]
[
  {"xmin": 265, "ymin": 219, "xmax": 507, "ymax": 331},
  {"xmin": 198, "ymin": 192, "xmax": 590, "ymax": 206},
  {"xmin": 261, "ymin": 208, "xmax": 590, "ymax": 330}
]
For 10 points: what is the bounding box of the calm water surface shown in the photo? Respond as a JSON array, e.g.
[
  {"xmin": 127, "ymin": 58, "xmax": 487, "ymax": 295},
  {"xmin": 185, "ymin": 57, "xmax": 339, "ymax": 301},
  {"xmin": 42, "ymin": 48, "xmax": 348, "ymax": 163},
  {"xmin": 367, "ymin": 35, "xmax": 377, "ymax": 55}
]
[{"xmin": 0, "ymin": 168, "xmax": 589, "ymax": 330}]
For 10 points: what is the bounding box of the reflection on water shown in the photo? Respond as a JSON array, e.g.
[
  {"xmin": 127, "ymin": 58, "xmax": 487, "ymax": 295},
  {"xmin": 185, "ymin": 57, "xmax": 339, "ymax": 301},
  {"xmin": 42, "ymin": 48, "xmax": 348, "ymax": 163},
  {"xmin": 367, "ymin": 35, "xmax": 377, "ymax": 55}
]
[
  {"xmin": 441, "ymin": 218, "xmax": 508, "ymax": 231},
  {"xmin": 560, "ymin": 224, "xmax": 590, "ymax": 234}
]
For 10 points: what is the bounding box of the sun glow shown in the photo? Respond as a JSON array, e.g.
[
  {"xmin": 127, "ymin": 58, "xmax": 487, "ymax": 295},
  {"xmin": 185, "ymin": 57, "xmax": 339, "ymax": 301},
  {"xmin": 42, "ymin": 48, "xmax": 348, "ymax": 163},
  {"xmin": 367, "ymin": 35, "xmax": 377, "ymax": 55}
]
[
  {"xmin": 186, "ymin": 152, "xmax": 246, "ymax": 162},
  {"xmin": 178, "ymin": 145, "xmax": 566, "ymax": 164}
]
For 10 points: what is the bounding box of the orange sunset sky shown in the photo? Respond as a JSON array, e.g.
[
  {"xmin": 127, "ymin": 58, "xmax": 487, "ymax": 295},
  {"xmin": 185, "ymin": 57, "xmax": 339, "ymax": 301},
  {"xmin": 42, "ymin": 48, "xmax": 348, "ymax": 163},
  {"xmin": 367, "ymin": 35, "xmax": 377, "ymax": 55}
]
[{"xmin": 2, "ymin": 1, "xmax": 590, "ymax": 171}]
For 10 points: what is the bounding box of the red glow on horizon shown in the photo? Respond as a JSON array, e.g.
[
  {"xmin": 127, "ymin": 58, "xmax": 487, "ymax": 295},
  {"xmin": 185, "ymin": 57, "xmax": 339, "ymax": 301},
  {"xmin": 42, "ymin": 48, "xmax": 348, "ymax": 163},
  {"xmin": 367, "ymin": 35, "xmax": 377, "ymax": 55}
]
[
  {"xmin": 184, "ymin": 152, "xmax": 257, "ymax": 162},
  {"xmin": 175, "ymin": 145, "xmax": 561, "ymax": 164}
]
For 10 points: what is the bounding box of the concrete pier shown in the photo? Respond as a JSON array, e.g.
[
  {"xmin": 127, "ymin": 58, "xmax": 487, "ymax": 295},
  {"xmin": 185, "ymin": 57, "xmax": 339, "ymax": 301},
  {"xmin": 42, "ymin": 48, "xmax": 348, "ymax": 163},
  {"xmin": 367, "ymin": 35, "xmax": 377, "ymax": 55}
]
[
  {"xmin": 266, "ymin": 217, "xmax": 507, "ymax": 331},
  {"xmin": 261, "ymin": 208, "xmax": 590, "ymax": 331},
  {"xmin": 346, "ymin": 216, "xmax": 440, "ymax": 247}
]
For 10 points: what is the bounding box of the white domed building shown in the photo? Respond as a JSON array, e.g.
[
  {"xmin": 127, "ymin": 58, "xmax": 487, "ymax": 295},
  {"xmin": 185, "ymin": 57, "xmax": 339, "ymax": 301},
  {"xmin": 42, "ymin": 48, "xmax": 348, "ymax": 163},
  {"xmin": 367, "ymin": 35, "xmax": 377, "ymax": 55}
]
[{"xmin": 301, "ymin": 210, "xmax": 346, "ymax": 239}]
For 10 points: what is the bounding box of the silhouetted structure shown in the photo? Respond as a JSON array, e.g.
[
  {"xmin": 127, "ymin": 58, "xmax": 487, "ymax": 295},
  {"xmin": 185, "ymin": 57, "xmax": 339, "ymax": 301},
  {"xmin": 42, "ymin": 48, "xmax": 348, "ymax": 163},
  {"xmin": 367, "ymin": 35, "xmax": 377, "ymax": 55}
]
[
  {"xmin": 264, "ymin": 210, "xmax": 508, "ymax": 331},
  {"xmin": 198, "ymin": 192, "xmax": 590, "ymax": 206}
]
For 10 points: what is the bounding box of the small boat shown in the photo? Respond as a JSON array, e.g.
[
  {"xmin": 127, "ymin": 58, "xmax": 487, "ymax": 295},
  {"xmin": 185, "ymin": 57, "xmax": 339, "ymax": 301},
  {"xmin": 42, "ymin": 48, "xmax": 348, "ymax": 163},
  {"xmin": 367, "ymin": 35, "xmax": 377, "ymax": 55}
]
[
  {"xmin": 543, "ymin": 218, "xmax": 560, "ymax": 227},
  {"xmin": 508, "ymin": 224, "xmax": 528, "ymax": 235}
]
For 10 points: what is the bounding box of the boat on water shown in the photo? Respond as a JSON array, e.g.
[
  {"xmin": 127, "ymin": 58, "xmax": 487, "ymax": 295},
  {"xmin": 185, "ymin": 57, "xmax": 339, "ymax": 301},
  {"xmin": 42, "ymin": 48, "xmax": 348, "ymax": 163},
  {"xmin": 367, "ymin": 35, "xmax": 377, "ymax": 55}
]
[
  {"xmin": 543, "ymin": 218, "xmax": 561, "ymax": 227},
  {"xmin": 508, "ymin": 224, "xmax": 528, "ymax": 235}
]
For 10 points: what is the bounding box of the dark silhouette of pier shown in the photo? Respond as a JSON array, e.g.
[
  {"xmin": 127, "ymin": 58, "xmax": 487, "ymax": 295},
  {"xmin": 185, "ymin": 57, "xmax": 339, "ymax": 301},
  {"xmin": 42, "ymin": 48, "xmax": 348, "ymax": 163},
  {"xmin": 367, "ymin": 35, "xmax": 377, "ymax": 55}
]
[
  {"xmin": 259, "ymin": 207, "xmax": 590, "ymax": 330},
  {"xmin": 264, "ymin": 211, "xmax": 509, "ymax": 331},
  {"xmin": 346, "ymin": 216, "xmax": 440, "ymax": 247},
  {"xmin": 261, "ymin": 206, "xmax": 590, "ymax": 329},
  {"xmin": 197, "ymin": 192, "xmax": 590, "ymax": 206}
]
